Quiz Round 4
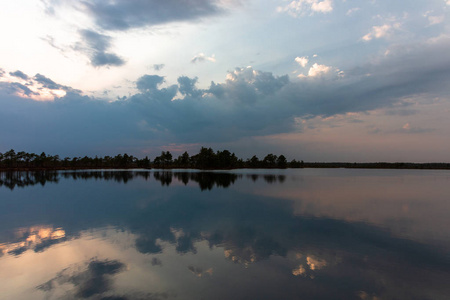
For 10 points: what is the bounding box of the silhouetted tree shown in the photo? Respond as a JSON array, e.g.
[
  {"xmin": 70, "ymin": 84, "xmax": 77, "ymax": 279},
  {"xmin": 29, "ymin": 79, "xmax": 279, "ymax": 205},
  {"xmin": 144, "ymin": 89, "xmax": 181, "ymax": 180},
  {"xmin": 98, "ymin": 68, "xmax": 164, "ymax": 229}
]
[
  {"xmin": 277, "ymin": 155, "xmax": 287, "ymax": 168},
  {"xmin": 194, "ymin": 147, "xmax": 216, "ymax": 169},
  {"xmin": 263, "ymin": 154, "xmax": 277, "ymax": 168},
  {"xmin": 247, "ymin": 155, "xmax": 260, "ymax": 168}
]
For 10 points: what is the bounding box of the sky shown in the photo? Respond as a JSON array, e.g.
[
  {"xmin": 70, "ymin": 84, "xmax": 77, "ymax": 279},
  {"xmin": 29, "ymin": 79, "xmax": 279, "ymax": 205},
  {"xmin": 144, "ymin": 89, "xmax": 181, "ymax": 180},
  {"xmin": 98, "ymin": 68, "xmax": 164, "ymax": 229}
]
[{"xmin": 1, "ymin": 0, "xmax": 450, "ymax": 162}]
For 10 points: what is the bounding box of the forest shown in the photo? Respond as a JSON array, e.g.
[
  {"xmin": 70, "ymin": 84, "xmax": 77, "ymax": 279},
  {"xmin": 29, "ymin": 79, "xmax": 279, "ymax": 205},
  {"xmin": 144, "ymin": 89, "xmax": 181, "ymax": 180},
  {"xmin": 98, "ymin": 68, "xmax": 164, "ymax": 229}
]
[
  {"xmin": 0, "ymin": 147, "xmax": 294, "ymax": 170},
  {"xmin": 1, "ymin": 147, "xmax": 449, "ymax": 171}
]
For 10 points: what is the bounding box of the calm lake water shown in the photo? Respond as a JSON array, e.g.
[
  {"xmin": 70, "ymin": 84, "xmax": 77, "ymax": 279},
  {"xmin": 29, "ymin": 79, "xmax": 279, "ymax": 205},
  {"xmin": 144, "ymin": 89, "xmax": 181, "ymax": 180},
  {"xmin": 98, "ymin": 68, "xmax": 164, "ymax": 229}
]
[{"xmin": 0, "ymin": 169, "xmax": 449, "ymax": 300}]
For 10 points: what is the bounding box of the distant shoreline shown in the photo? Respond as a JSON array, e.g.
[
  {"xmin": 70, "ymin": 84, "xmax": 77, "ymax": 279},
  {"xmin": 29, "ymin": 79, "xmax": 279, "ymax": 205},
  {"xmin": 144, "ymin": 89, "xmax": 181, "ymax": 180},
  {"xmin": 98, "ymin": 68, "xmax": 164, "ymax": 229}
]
[
  {"xmin": 2, "ymin": 148, "xmax": 450, "ymax": 171},
  {"xmin": 1, "ymin": 162, "xmax": 450, "ymax": 172}
]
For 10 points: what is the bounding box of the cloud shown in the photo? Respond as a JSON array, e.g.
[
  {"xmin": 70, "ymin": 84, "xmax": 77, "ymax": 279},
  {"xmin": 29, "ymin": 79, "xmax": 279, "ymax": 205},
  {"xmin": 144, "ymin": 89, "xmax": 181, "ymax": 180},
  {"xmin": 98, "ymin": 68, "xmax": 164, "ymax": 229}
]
[
  {"xmin": 191, "ymin": 53, "xmax": 216, "ymax": 63},
  {"xmin": 136, "ymin": 75, "xmax": 165, "ymax": 92},
  {"xmin": 370, "ymin": 121, "xmax": 435, "ymax": 135},
  {"xmin": 188, "ymin": 265, "xmax": 213, "ymax": 277},
  {"xmin": 0, "ymin": 71, "xmax": 80, "ymax": 101},
  {"xmin": 9, "ymin": 70, "xmax": 29, "ymax": 80},
  {"xmin": 297, "ymin": 63, "xmax": 342, "ymax": 78},
  {"xmin": 178, "ymin": 76, "xmax": 202, "ymax": 97},
  {"xmin": 311, "ymin": 0, "xmax": 333, "ymax": 13},
  {"xmin": 362, "ymin": 22, "xmax": 401, "ymax": 41},
  {"xmin": 34, "ymin": 73, "xmax": 66, "ymax": 90},
  {"xmin": 292, "ymin": 264, "xmax": 306, "ymax": 276},
  {"xmin": 401, "ymin": 123, "xmax": 434, "ymax": 134},
  {"xmin": 1, "ymin": 36, "xmax": 450, "ymax": 154},
  {"xmin": 151, "ymin": 257, "xmax": 162, "ymax": 266},
  {"xmin": 41, "ymin": 35, "xmax": 63, "ymax": 51},
  {"xmin": 306, "ymin": 256, "xmax": 327, "ymax": 270},
  {"xmin": 74, "ymin": 29, "xmax": 125, "ymax": 67},
  {"xmin": 152, "ymin": 64, "xmax": 165, "ymax": 71},
  {"xmin": 428, "ymin": 15, "xmax": 445, "ymax": 26},
  {"xmin": 362, "ymin": 24, "xmax": 391, "ymax": 41},
  {"xmin": 42, "ymin": 1, "xmax": 239, "ymax": 67},
  {"xmin": 78, "ymin": 0, "xmax": 232, "ymax": 31},
  {"xmin": 91, "ymin": 52, "xmax": 125, "ymax": 67},
  {"xmin": 306, "ymin": 63, "xmax": 331, "ymax": 77},
  {"xmin": 33, "ymin": 73, "xmax": 81, "ymax": 94},
  {"xmin": 295, "ymin": 56, "xmax": 309, "ymax": 68},
  {"xmin": 346, "ymin": 7, "xmax": 360, "ymax": 16},
  {"xmin": 8, "ymin": 82, "xmax": 39, "ymax": 97},
  {"xmin": 218, "ymin": 67, "xmax": 289, "ymax": 101},
  {"xmin": 277, "ymin": 0, "xmax": 333, "ymax": 17}
]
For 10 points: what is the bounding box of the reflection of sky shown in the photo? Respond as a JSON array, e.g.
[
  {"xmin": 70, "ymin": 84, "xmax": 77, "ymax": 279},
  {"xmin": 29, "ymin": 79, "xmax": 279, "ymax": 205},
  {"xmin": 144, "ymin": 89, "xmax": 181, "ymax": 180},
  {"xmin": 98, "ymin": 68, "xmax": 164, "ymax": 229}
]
[
  {"xmin": 0, "ymin": 170, "xmax": 449, "ymax": 299},
  {"xmin": 240, "ymin": 169, "xmax": 450, "ymax": 247},
  {"xmin": 0, "ymin": 225, "xmax": 66, "ymax": 256}
]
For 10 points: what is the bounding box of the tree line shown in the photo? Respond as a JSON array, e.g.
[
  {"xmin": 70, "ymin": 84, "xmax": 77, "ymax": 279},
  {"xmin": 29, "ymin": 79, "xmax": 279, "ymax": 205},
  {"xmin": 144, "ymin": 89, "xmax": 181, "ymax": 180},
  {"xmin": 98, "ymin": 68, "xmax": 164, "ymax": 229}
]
[
  {"xmin": 0, "ymin": 147, "xmax": 300, "ymax": 170},
  {"xmin": 2, "ymin": 148, "xmax": 450, "ymax": 171}
]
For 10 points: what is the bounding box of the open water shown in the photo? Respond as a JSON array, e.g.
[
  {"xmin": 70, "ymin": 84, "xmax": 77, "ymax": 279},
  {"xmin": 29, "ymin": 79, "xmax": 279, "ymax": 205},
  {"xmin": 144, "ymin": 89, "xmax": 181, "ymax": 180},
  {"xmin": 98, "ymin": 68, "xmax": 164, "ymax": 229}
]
[{"xmin": 0, "ymin": 169, "xmax": 449, "ymax": 300}]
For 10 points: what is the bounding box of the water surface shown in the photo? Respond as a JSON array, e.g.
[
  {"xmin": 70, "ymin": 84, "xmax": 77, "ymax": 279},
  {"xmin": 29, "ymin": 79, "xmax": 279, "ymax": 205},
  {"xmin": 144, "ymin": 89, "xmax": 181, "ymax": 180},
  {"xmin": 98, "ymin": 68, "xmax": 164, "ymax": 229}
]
[{"xmin": 0, "ymin": 169, "xmax": 449, "ymax": 300}]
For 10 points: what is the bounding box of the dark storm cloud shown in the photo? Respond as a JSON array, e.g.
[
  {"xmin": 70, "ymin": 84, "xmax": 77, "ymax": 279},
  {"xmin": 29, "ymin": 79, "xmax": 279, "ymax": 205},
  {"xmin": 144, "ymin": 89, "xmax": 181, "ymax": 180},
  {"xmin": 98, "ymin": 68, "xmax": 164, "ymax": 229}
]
[
  {"xmin": 80, "ymin": 0, "xmax": 227, "ymax": 31},
  {"xmin": 75, "ymin": 29, "xmax": 125, "ymax": 67},
  {"xmin": 9, "ymin": 70, "xmax": 29, "ymax": 80},
  {"xmin": 1, "ymin": 37, "xmax": 450, "ymax": 155}
]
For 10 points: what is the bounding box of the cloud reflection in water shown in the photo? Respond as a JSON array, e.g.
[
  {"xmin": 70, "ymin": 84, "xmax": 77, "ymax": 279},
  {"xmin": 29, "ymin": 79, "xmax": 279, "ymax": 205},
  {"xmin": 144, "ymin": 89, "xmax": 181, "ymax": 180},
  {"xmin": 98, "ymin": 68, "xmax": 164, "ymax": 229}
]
[{"xmin": 0, "ymin": 170, "xmax": 448, "ymax": 300}]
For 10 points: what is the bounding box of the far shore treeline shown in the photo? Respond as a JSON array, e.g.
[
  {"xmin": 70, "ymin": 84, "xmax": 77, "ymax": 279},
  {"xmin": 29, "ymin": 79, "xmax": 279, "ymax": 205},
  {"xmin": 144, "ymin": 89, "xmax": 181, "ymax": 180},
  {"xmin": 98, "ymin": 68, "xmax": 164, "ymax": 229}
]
[
  {"xmin": 0, "ymin": 147, "xmax": 293, "ymax": 170},
  {"xmin": 1, "ymin": 148, "xmax": 450, "ymax": 171}
]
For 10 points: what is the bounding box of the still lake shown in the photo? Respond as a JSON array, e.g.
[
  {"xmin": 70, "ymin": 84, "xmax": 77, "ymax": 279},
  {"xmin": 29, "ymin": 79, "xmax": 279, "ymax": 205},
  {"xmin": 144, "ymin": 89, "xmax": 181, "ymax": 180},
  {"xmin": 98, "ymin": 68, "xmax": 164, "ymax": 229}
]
[{"xmin": 0, "ymin": 168, "xmax": 449, "ymax": 300}]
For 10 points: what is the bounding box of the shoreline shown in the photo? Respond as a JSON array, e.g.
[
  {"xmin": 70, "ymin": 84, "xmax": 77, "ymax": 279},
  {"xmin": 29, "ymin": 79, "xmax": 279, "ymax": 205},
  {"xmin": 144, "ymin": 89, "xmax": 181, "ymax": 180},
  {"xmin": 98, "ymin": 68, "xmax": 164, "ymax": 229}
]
[{"xmin": 1, "ymin": 162, "xmax": 450, "ymax": 172}]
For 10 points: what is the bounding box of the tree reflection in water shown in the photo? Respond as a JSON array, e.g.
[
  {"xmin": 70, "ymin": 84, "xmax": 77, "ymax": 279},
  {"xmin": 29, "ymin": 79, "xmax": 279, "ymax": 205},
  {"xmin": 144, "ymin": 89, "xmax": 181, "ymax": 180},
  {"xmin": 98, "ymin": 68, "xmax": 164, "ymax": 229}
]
[{"xmin": 0, "ymin": 170, "xmax": 286, "ymax": 191}]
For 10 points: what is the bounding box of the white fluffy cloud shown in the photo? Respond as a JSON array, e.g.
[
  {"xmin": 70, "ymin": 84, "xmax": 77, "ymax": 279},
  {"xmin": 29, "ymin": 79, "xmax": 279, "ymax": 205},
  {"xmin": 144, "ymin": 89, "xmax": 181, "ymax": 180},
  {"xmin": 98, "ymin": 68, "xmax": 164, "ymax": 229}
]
[
  {"xmin": 307, "ymin": 63, "xmax": 331, "ymax": 77},
  {"xmin": 362, "ymin": 23, "xmax": 400, "ymax": 41},
  {"xmin": 277, "ymin": 0, "xmax": 333, "ymax": 17},
  {"xmin": 295, "ymin": 56, "xmax": 309, "ymax": 68},
  {"xmin": 311, "ymin": 0, "xmax": 333, "ymax": 13},
  {"xmin": 297, "ymin": 63, "xmax": 342, "ymax": 78}
]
